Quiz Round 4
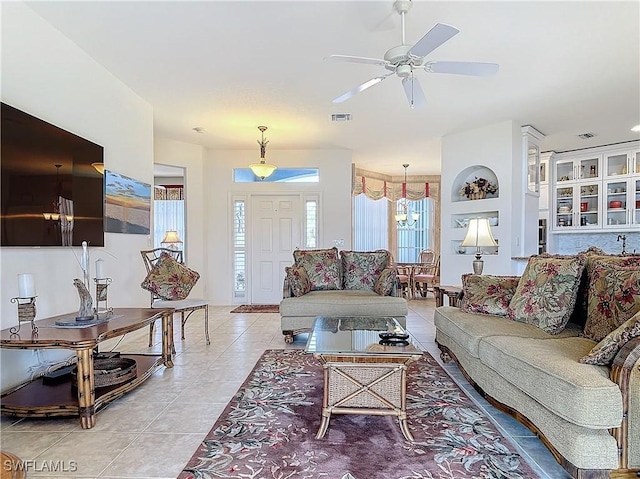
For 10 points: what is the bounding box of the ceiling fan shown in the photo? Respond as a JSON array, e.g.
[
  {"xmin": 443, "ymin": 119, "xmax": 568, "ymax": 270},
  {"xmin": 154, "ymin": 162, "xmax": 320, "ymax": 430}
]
[{"xmin": 328, "ymin": 0, "xmax": 499, "ymax": 108}]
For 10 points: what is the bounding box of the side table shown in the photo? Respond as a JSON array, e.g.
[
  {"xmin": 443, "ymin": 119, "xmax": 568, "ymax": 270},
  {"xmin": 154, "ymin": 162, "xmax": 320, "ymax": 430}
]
[{"xmin": 433, "ymin": 285, "xmax": 462, "ymax": 307}]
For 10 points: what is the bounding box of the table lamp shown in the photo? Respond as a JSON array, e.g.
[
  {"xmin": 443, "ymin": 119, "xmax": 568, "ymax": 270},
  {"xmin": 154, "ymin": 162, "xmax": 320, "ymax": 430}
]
[
  {"xmin": 161, "ymin": 230, "xmax": 183, "ymax": 250},
  {"xmin": 460, "ymin": 218, "xmax": 497, "ymax": 275}
]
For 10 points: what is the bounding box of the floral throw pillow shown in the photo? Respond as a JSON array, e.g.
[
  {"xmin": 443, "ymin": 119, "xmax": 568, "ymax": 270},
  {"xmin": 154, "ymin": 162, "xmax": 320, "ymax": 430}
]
[
  {"xmin": 292, "ymin": 247, "xmax": 341, "ymax": 291},
  {"xmin": 460, "ymin": 274, "xmax": 521, "ymax": 316},
  {"xmin": 374, "ymin": 267, "xmax": 397, "ymax": 296},
  {"xmin": 580, "ymin": 311, "xmax": 640, "ymax": 365},
  {"xmin": 285, "ymin": 265, "xmax": 311, "ymax": 297},
  {"xmin": 572, "ymin": 249, "xmax": 640, "ymax": 328},
  {"xmin": 507, "ymin": 254, "xmax": 586, "ymax": 334},
  {"xmin": 141, "ymin": 252, "xmax": 200, "ymax": 301},
  {"xmin": 341, "ymin": 250, "xmax": 390, "ymax": 291},
  {"xmin": 582, "ymin": 260, "xmax": 640, "ymax": 342}
]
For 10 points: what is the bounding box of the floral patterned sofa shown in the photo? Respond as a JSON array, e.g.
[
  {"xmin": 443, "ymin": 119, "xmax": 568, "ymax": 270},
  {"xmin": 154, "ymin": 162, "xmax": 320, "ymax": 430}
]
[
  {"xmin": 434, "ymin": 249, "xmax": 640, "ymax": 479},
  {"xmin": 280, "ymin": 248, "xmax": 408, "ymax": 344}
]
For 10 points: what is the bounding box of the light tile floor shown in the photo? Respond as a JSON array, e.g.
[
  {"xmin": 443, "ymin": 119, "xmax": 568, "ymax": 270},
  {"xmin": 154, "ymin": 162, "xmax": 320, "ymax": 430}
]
[{"xmin": 0, "ymin": 300, "xmax": 571, "ymax": 479}]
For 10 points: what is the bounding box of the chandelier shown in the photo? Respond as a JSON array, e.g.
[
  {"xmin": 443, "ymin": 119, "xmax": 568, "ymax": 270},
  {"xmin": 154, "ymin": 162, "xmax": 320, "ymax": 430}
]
[
  {"xmin": 249, "ymin": 126, "xmax": 277, "ymax": 180},
  {"xmin": 395, "ymin": 164, "xmax": 419, "ymax": 226},
  {"xmin": 42, "ymin": 164, "xmax": 73, "ymax": 222}
]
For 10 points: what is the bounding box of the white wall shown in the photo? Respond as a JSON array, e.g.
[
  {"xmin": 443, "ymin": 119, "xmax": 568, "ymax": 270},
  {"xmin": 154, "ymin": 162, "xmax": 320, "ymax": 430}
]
[
  {"xmin": 153, "ymin": 138, "xmax": 206, "ymax": 299},
  {"xmin": 202, "ymin": 148, "xmax": 353, "ymax": 304},
  {"xmin": 440, "ymin": 121, "xmax": 524, "ymax": 285},
  {"xmin": 1, "ymin": 2, "xmax": 154, "ymax": 391}
]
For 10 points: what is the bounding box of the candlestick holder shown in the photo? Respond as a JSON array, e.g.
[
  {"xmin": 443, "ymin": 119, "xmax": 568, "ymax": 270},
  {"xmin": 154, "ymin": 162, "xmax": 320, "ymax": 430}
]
[
  {"xmin": 94, "ymin": 278, "xmax": 113, "ymax": 315},
  {"xmin": 10, "ymin": 297, "xmax": 38, "ymax": 334}
]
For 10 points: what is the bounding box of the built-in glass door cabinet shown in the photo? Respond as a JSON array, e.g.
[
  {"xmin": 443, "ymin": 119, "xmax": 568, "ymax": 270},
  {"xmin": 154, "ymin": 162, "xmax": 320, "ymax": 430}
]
[
  {"xmin": 603, "ymin": 148, "xmax": 640, "ymax": 229},
  {"xmin": 555, "ymin": 154, "xmax": 600, "ymax": 184},
  {"xmin": 553, "ymin": 153, "xmax": 601, "ymax": 230},
  {"xmin": 604, "ymin": 177, "xmax": 640, "ymax": 229},
  {"xmin": 635, "ymin": 178, "xmax": 640, "ymax": 226},
  {"xmin": 554, "ymin": 181, "xmax": 601, "ymax": 230}
]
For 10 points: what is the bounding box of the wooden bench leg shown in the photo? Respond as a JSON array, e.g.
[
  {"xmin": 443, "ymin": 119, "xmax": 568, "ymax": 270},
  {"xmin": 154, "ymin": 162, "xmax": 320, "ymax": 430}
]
[{"xmin": 148, "ymin": 321, "xmax": 155, "ymax": 347}]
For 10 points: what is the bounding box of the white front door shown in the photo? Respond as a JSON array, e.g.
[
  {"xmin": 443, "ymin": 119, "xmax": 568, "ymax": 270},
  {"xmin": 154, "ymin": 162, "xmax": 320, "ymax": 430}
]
[{"xmin": 250, "ymin": 195, "xmax": 301, "ymax": 304}]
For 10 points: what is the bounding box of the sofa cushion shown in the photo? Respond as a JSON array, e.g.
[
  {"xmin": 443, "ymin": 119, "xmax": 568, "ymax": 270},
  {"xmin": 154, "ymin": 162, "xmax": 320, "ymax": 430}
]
[
  {"xmin": 581, "ymin": 311, "xmax": 640, "ymax": 365},
  {"xmin": 280, "ymin": 290, "xmax": 408, "ymax": 318},
  {"xmin": 460, "ymin": 274, "xmax": 520, "ymax": 316},
  {"xmin": 285, "ymin": 265, "xmax": 311, "ymax": 297},
  {"xmin": 374, "ymin": 267, "xmax": 396, "ymax": 296},
  {"xmin": 507, "ymin": 254, "xmax": 585, "ymax": 334},
  {"xmin": 434, "ymin": 306, "xmax": 581, "ymax": 359},
  {"xmin": 582, "ymin": 259, "xmax": 640, "ymax": 342},
  {"xmin": 140, "ymin": 252, "xmax": 200, "ymax": 301},
  {"xmin": 479, "ymin": 335, "xmax": 623, "ymax": 429},
  {"xmin": 340, "ymin": 250, "xmax": 389, "ymax": 291},
  {"xmin": 293, "ymin": 247, "xmax": 342, "ymax": 291}
]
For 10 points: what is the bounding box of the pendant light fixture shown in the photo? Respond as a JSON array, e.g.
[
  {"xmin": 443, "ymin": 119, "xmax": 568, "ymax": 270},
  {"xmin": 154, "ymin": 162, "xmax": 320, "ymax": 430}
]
[
  {"xmin": 395, "ymin": 164, "xmax": 419, "ymax": 226},
  {"xmin": 249, "ymin": 126, "xmax": 277, "ymax": 180}
]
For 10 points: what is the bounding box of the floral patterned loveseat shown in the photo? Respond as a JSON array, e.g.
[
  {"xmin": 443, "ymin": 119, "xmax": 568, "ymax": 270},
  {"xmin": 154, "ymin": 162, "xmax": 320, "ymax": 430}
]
[
  {"xmin": 280, "ymin": 248, "xmax": 408, "ymax": 344},
  {"xmin": 434, "ymin": 249, "xmax": 640, "ymax": 479}
]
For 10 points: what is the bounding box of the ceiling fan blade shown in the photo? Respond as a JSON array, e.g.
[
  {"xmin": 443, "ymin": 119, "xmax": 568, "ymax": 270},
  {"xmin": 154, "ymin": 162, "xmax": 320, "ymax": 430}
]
[
  {"xmin": 425, "ymin": 61, "xmax": 499, "ymax": 76},
  {"xmin": 332, "ymin": 74, "xmax": 393, "ymax": 104},
  {"xmin": 326, "ymin": 54, "xmax": 390, "ymax": 67},
  {"xmin": 402, "ymin": 75, "xmax": 426, "ymax": 109},
  {"xmin": 408, "ymin": 23, "xmax": 460, "ymax": 58}
]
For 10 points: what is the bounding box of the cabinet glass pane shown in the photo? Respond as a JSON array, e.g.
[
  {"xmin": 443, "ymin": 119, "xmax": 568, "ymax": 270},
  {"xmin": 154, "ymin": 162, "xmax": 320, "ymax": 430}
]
[
  {"xmin": 556, "ymin": 185, "xmax": 573, "ymax": 227},
  {"xmin": 556, "ymin": 161, "xmax": 574, "ymax": 182},
  {"xmin": 578, "ymin": 157, "xmax": 599, "ymax": 180},
  {"xmin": 527, "ymin": 145, "xmax": 540, "ymax": 193},
  {"xmin": 634, "ymin": 179, "xmax": 640, "ymax": 225},
  {"xmin": 605, "ymin": 180, "xmax": 628, "ymax": 226},
  {"xmin": 578, "ymin": 183, "xmax": 599, "ymax": 227},
  {"xmin": 606, "ymin": 154, "xmax": 628, "ymax": 176}
]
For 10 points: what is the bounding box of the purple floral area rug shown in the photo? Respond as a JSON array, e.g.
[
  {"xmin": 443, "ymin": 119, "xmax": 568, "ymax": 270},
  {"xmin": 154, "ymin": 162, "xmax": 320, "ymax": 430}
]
[{"xmin": 179, "ymin": 349, "xmax": 540, "ymax": 479}]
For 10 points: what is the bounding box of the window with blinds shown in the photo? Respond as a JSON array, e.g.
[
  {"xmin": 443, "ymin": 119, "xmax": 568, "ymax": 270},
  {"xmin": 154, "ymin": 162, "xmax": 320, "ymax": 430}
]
[
  {"xmin": 353, "ymin": 194, "xmax": 434, "ymax": 262},
  {"xmin": 353, "ymin": 194, "xmax": 389, "ymax": 251}
]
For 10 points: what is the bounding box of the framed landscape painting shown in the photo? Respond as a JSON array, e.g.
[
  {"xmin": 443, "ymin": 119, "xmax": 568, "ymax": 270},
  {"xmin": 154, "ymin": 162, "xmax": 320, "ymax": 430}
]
[{"xmin": 105, "ymin": 170, "xmax": 151, "ymax": 234}]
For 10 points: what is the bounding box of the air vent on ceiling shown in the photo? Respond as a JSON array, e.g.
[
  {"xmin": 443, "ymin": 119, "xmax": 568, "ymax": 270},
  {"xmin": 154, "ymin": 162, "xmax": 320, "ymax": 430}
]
[
  {"xmin": 578, "ymin": 132, "xmax": 596, "ymax": 139},
  {"xmin": 331, "ymin": 113, "xmax": 352, "ymax": 122}
]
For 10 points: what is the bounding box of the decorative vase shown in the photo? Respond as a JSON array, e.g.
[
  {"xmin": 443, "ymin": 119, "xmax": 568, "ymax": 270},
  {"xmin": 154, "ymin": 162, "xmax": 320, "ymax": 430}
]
[{"xmin": 470, "ymin": 191, "xmax": 487, "ymax": 200}]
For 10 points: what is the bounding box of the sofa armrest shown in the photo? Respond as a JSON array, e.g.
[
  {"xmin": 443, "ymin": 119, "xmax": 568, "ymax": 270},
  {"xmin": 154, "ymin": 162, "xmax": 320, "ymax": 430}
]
[
  {"xmin": 282, "ymin": 276, "xmax": 293, "ymax": 299},
  {"xmin": 610, "ymin": 336, "xmax": 640, "ymax": 469}
]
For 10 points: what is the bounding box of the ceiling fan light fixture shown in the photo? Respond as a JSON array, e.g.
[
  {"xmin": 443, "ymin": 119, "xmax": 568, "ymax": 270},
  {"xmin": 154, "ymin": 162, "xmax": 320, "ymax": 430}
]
[
  {"xmin": 249, "ymin": 126, "xmax": 277, "ymax": 180},
  {"xmin": 328, "ymin": 3, "xmax": 498, "ymax": 107},
  {"xmin": 631, "ymin": 124, "xmax": 640, "ymax": 132}
]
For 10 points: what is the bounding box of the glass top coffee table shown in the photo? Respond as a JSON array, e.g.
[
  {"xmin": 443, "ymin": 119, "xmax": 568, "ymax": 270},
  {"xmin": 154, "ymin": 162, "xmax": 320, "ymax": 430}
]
[{"xmin": 305, "ymin": 316, "xmax": 422, "ymax": 441}]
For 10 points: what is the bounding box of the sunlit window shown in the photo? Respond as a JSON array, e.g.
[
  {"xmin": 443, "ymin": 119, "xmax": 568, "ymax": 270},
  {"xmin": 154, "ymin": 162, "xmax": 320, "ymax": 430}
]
[
  {"xmin": 353, "ymin": 195, "xmax": 434, "ymax": 262},
  {"xmin": 233, "ymin": 168, "xmax": 319, "ymax": 183},
  {"xmin": 305, "ymin": 200, "xmax": 318, "ymax": 248},
  {"xmin": 233, "ymin": 200, "xmax": 246, "ymax": 297}
]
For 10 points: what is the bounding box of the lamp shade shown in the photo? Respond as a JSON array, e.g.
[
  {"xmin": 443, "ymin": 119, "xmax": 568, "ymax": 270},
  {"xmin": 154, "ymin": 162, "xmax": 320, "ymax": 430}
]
[
  {"xmin": 161, "ymin": 230, "xmax": 183, "ymax": 244},
  {"xmin": 249, "ymin": 160, "xmax": 277, "ymax": 180},
  {"xmin": 91, "ymin": 162, "xmax": 105, "ymax": 175},
  {"xmin": 460, "ymin": 218, "xmax": 497, "ymax": 248}
]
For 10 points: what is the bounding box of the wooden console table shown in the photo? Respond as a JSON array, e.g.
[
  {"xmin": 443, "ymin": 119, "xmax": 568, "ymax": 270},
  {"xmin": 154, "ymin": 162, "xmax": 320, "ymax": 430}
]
[{"xmin": 0, "ymin": 307, "xmax": 174, "ymax": 429}]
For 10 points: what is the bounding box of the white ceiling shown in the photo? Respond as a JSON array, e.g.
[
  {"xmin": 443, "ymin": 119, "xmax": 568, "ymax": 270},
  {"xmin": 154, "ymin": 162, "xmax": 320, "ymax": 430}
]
[{"xmin": 25, "ymin": 1, "xmax": 640, "ymax": 176}]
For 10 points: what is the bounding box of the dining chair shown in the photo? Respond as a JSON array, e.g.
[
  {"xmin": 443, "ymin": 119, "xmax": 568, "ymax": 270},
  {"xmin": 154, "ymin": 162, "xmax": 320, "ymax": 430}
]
[
  {"xmin": 413, "ymin": 256, "xmax": 440, "ymax": 299},
  {"xmin": 140, "ymin": 248, "xmax": 210, "ymax": 347}
]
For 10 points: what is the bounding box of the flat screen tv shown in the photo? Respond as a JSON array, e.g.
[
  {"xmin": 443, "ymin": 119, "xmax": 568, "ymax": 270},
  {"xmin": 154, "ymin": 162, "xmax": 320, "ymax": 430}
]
[{"xmin": 1, "ymin": 102, "xmax": 105, "ymax": 247}]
